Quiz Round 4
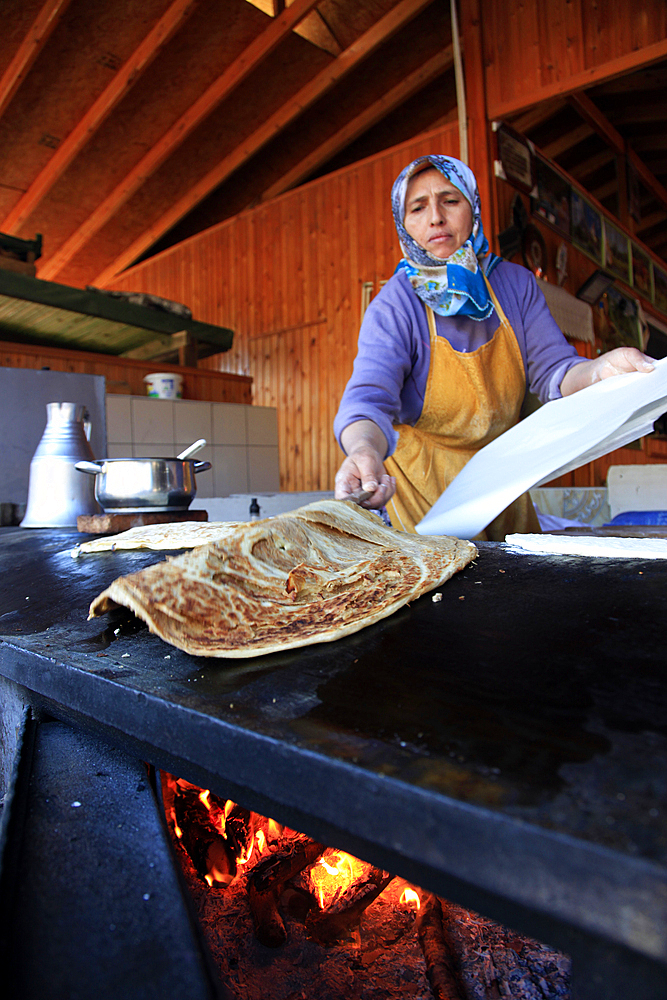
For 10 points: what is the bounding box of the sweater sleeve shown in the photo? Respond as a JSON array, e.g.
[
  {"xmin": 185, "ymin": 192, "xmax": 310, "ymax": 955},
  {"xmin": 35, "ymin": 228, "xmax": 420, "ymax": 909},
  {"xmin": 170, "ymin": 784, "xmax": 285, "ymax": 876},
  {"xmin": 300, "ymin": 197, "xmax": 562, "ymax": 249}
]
[{"xmin": 333, "ymin": 277, "xmax": 423, "ymax": 456}]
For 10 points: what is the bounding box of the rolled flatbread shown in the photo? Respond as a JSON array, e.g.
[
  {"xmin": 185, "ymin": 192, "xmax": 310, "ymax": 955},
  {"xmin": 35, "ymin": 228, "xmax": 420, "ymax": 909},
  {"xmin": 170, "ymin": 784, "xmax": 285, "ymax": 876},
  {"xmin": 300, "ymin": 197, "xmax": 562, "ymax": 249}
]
[
  {"xmin": 89, "ymin": 500, "xmax": 476, "ymax": 658},
  {"xmin": 74, "ymin": 521, "xmax": 243, "ymax": 553}
]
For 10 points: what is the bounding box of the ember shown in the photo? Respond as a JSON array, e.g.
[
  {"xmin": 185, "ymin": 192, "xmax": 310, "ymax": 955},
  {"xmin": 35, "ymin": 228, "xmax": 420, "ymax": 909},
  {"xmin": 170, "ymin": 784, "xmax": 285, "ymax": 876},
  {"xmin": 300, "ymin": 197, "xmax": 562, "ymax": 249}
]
[{"xmin": 161, "ymin": 773, "xmax": 571, "ymax": 999}]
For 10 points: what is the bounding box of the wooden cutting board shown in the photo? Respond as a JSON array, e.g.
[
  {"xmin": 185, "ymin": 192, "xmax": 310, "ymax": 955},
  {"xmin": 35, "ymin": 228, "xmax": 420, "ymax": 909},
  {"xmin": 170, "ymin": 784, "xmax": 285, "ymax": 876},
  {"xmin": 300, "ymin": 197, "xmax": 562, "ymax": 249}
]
[{"xmin": 77, "ymin": 509, "xmax": 208, "ymax": 534}]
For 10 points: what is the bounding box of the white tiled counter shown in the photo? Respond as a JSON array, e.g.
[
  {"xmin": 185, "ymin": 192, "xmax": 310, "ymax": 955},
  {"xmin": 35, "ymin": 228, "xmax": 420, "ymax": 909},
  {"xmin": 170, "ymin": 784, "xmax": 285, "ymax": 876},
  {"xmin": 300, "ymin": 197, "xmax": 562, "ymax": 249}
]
[{"xmin": 105, "ymin": 395, "xmax": 279, "ymax": 497}]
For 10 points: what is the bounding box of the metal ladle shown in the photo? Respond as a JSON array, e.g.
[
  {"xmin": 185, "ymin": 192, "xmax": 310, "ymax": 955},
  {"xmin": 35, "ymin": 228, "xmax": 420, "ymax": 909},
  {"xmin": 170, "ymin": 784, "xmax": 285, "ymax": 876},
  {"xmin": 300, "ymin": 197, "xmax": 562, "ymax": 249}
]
[{"xmin": 177, "ymin": 438, "xmax": 207, "ymax": 460}]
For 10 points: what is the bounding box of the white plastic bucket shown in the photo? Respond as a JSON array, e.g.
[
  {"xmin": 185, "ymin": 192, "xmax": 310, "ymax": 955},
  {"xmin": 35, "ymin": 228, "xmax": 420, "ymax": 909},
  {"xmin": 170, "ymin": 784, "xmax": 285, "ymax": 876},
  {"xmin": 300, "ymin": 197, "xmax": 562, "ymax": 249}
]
[{"xmin": 144, "ymin": 372, "xmax": 183, "ymax": 399}]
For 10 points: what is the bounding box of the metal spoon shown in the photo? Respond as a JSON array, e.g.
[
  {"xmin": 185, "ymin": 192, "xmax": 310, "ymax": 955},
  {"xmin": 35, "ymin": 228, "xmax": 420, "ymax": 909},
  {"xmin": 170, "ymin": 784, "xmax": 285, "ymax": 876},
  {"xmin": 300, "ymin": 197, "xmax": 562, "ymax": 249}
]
[{"xmin": 177, "ymin": 438, "xmax": 207, "ymax": 460}]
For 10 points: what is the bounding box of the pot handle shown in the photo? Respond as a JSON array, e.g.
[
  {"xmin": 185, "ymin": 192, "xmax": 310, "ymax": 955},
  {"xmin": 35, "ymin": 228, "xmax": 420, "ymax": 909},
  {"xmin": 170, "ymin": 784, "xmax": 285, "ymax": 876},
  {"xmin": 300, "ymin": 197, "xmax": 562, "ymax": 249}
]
[
  {"xmin": 75, "ymin": 461, "xmax": 103, "ymax": 475},
  {"xmin": 194, "ymin": 461, "xmax": 212, "ymax": 474}
]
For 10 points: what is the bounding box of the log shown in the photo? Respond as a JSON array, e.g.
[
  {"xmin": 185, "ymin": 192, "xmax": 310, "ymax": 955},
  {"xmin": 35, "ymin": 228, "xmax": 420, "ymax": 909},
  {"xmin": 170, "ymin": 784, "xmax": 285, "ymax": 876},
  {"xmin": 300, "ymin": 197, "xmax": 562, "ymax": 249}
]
[
  {"xmin": 173, "ymin": 785, "xmax": 236, "ymax": 885},
  {"xmin": 247, "ymin": 835, "xmax": 324, "ymax": 947},
  {"xmin": 305, "ymin": 866, "xmax": 394, "ymax": 945},
  {"xmin": 223, "ymin": 801, "xmax": 253, "ymax": 859},
  {"xmin": 417, "ymin": 895, "xmax": 468, "ymax": 1000}
]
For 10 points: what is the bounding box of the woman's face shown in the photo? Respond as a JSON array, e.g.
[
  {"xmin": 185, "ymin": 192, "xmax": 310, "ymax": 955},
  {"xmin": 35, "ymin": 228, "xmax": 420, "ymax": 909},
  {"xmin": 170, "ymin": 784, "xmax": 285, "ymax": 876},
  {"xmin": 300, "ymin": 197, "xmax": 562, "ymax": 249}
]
[{"xmin": 403, "ymin": 168, "xmax": 473, "ymax": 259}]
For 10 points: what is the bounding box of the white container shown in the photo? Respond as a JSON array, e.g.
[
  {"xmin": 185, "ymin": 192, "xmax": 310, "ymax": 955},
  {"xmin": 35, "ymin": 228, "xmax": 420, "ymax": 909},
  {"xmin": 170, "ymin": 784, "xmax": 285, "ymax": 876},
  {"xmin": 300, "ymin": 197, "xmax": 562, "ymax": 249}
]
[{"xmin": 144, "ymin": 372, "xmax": 183, "ymax": 399}]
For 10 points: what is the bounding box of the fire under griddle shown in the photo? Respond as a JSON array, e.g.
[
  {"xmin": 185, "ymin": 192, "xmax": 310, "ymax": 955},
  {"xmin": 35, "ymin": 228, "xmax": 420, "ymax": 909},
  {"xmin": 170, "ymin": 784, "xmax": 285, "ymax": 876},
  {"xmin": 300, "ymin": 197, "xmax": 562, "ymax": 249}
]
[{"xmin": 0, "ymin": 526, "xmax": 665, "ymax": 999}]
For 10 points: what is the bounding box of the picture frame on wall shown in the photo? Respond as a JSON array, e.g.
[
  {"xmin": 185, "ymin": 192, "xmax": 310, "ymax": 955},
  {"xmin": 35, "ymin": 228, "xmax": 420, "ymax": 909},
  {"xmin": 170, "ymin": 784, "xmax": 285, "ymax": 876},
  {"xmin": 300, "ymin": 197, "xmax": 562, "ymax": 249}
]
[
  {"xmin": 493, "ymin": 122, "xmax": 535, "ymax": 195},
  {"xmin": 604, "ymin": 219, "xmax": 630, "ymax": 282},
  {"xmin": 570, "ymin": 189, "xmax": 603, "ymax": 264},
  {"xmin": 654, "ymin": 266, "xmax": 667, "ymax": 315},
  {"xmin": 631, "ymin": 243, "xmax": 653, "ymax": 301},
  {"xmin": 532, "ymin": 158, "xmax": 570, "ymax": 237},
  {"xmin": 602, "ymin": 287, "xmax": 643, "ymax": 352}
]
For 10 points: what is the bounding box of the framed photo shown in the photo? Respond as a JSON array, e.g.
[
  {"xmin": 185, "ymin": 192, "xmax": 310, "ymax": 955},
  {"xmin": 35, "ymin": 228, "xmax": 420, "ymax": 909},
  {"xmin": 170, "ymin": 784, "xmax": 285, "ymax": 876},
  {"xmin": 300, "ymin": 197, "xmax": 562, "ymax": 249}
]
[
  {"xmin": 631, "ymin": 243, "xmax": 653, "ymax": 300},
  {"xmin": 654, "ymin": 267, "xmax": 667, "ymax": 315},
  {"xmin": 602, "ymin": 287, "xmax": 642, "ymax": 352},
  {"xmin": 604, "ymin": 219, "xmax": 630, "ymax": 282},
  {"xmin": 570, "ymin": 189, "xmax": 603, "ymax": 264},
  {"xmin": 532, "ymin": 158, "xmax": 570, "ymax": 236},
  {"xmin": 494, "ymin": 122, "xmax": 534, "ymax": 194}
]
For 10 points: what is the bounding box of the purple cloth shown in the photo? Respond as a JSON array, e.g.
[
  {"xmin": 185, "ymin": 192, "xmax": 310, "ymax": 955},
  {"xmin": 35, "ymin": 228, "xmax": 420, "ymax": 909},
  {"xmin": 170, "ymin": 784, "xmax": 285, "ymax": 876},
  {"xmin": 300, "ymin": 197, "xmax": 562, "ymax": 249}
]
[{"xmin": 334, "ymin": 261, "xmax": 588, "ymax": 456}]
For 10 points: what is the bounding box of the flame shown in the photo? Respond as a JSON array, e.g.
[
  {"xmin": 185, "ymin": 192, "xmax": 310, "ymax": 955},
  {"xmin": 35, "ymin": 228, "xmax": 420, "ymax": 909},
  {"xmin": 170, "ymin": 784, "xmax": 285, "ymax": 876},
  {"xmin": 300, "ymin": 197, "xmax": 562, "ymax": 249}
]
[
  {"xmin": 267, "ymin": 818, "xmax": 282, "ymax": 840},
  {"xmin": 400, "ymin": 887, "xmax": 420, "ymax": 910},
  {"xmin": 199, "ymin": 789, "xmax": 211, "ymax": 810},
  {"xmin": 309, "ymin": 850, "xmax": 369, "ymax": 909},
  {"xmin": 174, "ymin": 823, "xmax": 183, "ymax": 839},
  {"xmin": 255, "ymin": 829, "xmax": 266, "ymax": 854}
]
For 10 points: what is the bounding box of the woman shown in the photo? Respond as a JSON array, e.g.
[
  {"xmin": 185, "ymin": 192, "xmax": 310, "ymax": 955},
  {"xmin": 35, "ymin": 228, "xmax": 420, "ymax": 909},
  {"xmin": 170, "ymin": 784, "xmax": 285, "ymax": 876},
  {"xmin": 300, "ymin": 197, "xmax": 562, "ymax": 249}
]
[{"xmin": 333, "ymin": 154, "xmax": 654, "ymax": 539}]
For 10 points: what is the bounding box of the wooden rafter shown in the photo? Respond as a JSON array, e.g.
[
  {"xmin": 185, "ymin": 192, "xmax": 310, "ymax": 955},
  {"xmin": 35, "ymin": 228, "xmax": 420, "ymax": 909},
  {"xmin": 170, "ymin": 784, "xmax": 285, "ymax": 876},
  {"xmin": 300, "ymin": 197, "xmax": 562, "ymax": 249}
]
[
  {"xmin": 508, "ymin": 98, "xmax": 566, "ymax": 135},
  {"xmin": 91, "ymin": 0, "xmax": 435, "ymax": 286},
  {"xmin": 260, "ymin": 46, "xmax": 454, "ymax": 202},
  {"xmin": 2, "ymin": 0, "xmax": 198, "ymax": 235},
  {"xmin": 591, "ymin": 179, "xmax": 617, "ymax": 202},
  {"xmin": 541, "ymin": 122, "xmax": 594, "ymax": 160},
  {"xmin": 637, "ymin": 209, "xmax": 667, "ymax": 234},
  {"xmin": 37, "ymin": 0, "xmax": 322, "ymax": 281},
  {"xmin": 569, "ymin": 149, "xmax": 615, "ymax": 181},
  {"xmin": 611, "ymin": 102, "xmax": 667, "ymax": 127},
  {"xmin": 570, "ymin": 91, "xmax": 667, "ymax": 224},
  {"xmin": 568, "ymin": 93, "xmax": 624, "ymax": 154},
  {"xmin": 0, "ymin": 0, "xmax": 72, "ymax": 120}
]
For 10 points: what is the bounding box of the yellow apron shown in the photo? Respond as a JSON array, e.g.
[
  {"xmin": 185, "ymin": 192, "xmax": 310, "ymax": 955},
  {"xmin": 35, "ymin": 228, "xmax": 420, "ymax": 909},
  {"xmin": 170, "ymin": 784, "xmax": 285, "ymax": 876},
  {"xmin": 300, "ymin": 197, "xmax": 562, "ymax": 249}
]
[{"xmin": 385, "ymin": 276, "xmax": 540, "ymax": 540}]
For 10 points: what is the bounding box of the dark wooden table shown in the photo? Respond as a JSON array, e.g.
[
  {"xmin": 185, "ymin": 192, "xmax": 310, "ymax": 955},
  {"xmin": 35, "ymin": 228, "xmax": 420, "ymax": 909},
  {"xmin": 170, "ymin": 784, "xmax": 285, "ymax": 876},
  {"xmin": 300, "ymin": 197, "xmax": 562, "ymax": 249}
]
[{"xmin": 0, "ymin": 526, "xmax": 665, "ymax": 999}]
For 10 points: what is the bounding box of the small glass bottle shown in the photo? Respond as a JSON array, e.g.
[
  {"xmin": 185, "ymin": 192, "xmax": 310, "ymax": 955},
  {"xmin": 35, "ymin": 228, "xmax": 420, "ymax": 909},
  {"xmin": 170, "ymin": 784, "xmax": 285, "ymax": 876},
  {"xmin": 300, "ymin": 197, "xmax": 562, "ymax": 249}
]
[{"xmin": 249, "ymin": 497, "xmax": 260, "ymax": 521}]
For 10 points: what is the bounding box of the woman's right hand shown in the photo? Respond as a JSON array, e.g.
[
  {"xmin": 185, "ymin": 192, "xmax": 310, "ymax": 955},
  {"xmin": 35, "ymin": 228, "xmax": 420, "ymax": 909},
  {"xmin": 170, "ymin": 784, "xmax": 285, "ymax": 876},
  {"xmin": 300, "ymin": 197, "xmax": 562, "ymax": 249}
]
[{"xmin": 335, "ymin": 421, "xmax": 396, "ymax": 509}]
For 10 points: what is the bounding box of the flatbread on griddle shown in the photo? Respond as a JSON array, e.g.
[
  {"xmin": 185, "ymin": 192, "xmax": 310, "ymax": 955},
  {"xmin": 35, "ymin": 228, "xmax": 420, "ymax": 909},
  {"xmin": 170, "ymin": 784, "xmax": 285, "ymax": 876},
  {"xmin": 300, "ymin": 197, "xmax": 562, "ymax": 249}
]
[
  {"xmin": 88, "ymin": 500, "xmax": 476, "ymax": 658},
  {"xmin": 74, "ymin": 520, "xmax": 243, "ymax": 553}
]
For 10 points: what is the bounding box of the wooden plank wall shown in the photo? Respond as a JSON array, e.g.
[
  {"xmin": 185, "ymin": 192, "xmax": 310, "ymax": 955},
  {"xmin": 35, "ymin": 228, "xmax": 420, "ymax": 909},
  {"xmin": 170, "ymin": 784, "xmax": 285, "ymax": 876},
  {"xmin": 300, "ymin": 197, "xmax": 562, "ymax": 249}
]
[
  {"xmin": 0, "ymin": 339, "xmax": 252, "ymax": 402},
  {"xmin": 107, "ymin": 124, "xmax": 460, "ymax": 493},
  {"xmin": 482, "ymin": 0, "xmax": 667, "ymax": 117}
]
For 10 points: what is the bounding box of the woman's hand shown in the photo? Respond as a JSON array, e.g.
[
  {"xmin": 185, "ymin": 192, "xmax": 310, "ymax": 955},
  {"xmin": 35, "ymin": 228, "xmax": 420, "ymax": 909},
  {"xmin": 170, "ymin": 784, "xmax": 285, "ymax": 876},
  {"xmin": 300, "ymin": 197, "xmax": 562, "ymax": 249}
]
[
  {"xmin": 560, "ymin": 347, "xmax": 655, "ymax": 396},
  {"xmin": 335, "ymin": 420, "xmax": 396, "ymax": 509}
]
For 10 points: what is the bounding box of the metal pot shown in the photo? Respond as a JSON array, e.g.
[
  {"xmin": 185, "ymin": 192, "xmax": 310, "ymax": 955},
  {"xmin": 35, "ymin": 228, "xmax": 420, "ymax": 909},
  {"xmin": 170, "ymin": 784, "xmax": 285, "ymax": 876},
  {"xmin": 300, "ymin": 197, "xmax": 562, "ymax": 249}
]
[{"xmin": 75, "ymin": 457, "xmax": 212, "ymax": 513}]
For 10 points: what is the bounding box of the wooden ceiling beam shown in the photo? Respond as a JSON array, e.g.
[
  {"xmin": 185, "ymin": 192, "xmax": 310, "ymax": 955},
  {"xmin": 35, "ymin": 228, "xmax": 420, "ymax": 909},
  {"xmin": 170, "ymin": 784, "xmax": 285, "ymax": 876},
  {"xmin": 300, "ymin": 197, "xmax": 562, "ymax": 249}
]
[
  {"xmin": 570, "ymin": 91, "xmax": 667, "ymax": 225},
  {"xmin": 637, "ymin": 209, "xmax": 667, "ymax": 234},
  {"xmin": 37, "ymin": 0, "xmax": 323, "ymax": 280},
  {"xmin": 567, "ymin": 93, "xmax": 625, "ymax": 154},
  {"xmin": 507, "ymin": 98, "xmax": 566, "ymax": 135},
  {"xmin": 590, "ymin": 179, "xmax": 617, "ymax": 202},
  {"xmin": 541, "ymin": 122, "xmax": 594, "ymax": 160},
  {"xmin": 261, "ymin": 46, "xmax": 454, "ymax": 202},
  {"xmin": 90, "ymin": 0, "xmax": 435, "ymax": 286},
  {"xmin": 629, "ymin": 135, "xmax": 667, "ymax": 153},
  {"xmin": 2, "ymin": 0, "xmax": 198, "ymax": 235},
  {"xmin": 569, "ymin": 148, "xmax": 616, "ymax": 181},
  {"xmin": 0, "ymin": 0, "xmax": 72, "ymax": 120},
  {"xmin": 609, "ymin": 102, "xmax": 667, "ymax": 127}
]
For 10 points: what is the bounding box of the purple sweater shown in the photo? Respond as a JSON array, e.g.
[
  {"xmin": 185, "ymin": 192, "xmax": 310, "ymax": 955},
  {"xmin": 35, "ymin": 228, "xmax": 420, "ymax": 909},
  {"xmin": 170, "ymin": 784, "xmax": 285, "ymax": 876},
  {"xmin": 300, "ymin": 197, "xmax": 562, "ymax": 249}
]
[{"xmin": 334, "ymin": 261, "xmax": 588, "ymax": 455}]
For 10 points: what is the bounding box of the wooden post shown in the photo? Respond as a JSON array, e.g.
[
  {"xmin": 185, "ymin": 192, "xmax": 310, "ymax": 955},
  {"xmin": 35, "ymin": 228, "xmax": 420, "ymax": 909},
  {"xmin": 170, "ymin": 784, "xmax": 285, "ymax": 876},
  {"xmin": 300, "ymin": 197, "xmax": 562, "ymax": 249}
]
[
  {"xmin": 459, "ymin": 0, "xmax": 497, "ymax": 252},
  {"xmin": 178, "ymin": 332, "xmax": 199, "ymax": 369}
]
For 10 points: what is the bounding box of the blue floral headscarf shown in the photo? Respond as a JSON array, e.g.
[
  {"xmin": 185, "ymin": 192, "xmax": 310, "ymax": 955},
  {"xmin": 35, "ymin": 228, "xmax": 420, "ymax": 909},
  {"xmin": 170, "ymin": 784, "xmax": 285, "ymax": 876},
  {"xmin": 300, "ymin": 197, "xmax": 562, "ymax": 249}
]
[{"xmin": 392, "ymin": 154, "xmax": 501, "ymax": 321}]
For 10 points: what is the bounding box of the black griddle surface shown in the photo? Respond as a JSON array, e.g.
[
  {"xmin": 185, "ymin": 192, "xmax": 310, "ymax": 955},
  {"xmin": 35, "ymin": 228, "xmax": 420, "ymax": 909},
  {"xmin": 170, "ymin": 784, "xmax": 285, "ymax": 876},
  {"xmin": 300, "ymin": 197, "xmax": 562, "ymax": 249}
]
[{"xmin": 1, "ymin": 527, "xmax": 666, "ymax": 963}]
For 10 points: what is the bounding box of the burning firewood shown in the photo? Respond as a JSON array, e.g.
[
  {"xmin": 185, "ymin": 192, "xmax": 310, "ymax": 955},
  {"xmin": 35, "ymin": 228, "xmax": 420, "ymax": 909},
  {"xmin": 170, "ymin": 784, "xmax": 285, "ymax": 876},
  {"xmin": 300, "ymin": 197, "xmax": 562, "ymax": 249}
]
[
  {"xmin": 247, "ymin": 835, "xmax": 325, "ymax": 947},
  {"xmin": 417, "ymin": 894, "xmax": 470, "ymax": 1000},
  {"xmin": 305, "ymin": 866, "xmax": 395, "ymax": 945},
  {"xmin": 171, "ymin": 782, "xmax": 237, "ymax": 886}
]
